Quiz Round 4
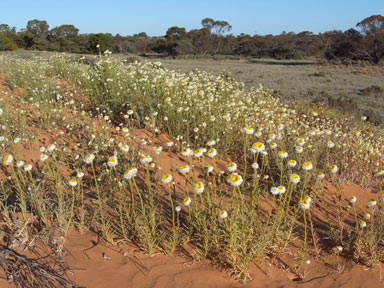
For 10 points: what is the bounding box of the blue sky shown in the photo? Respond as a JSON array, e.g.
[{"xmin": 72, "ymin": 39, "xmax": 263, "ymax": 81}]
[{"xmin": 1, "ymin": 0, "xmax": 383, "ymax": 36}]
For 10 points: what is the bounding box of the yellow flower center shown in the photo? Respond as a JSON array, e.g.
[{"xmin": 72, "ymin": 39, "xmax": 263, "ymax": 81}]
[
  {"xmin": 254, "ymin": 143, "xmax": 263, "ymax": 149},
  {"xmin": 231, "ymin": 175, "xmax": 240, "ymax": 183}
]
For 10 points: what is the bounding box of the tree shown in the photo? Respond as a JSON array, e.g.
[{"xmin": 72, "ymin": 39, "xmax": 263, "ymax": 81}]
[
  {"xmin": 150, "ymin": 38, "xmax": 176, "ymax": 56},
  {"xmin": 356, "ymin": 15, "xmax": 384, "ymax": 63},
  {"xmin": 213, "ymin": 20, "xmax": 232, "ymax": 36},
  {"xmin": 357, "ymin": 15, "xmax": 384, "ymax": 35},
  {"xmin": 23, "ymin": 19, "xmax": 50, "ymax": 50},
  {"xmin": 201, "ymin": 18, "xmax": 232, "ymax": 54},
  {"xmin": 324, "ymin": 29, "xmax": 362, "ymax": 61},
  {"xmin": 77, "ymin": 34, "xmax": 90, "ymax": 53},
  {"xmin": 269, "ymin": 33, "xmax": 296, "ymax": 59},
  {"xmin": 234, "ymin": 34, "xmax": 257, "ymax": 56},
  {"xmin": 201, "ymin": 18, "xmax": 214, "ymax": 30},
  {"xmin": 50, "ymin": 24, "xmax": 79, "ymax": 39},
  {"xmin": 26, "ymin": 19, "xmax": 49, "ymax": 36},
  {"xmin": 0, "ymin": 33, "xmax": 17, "ymax": 51},
  {"xmin": 114, "ymin": 35, "xmax": 138, "ymax": 53},
  {"xmin": 133, "ymin": 32, "xmax": 148, "ymax": 38},
  {"xmin": 166, "ymin": 26, "xmax": 186, "ymax": 41},
  {"xmin": 163, "ymin": 26, "xmax": 189, "ymax": 56},
  {"xmin": 88, "ymin": 33, "xmax": 116, "ymax": 53},
  {"xmin": 128, "ymin": 35, "xmax": 152, "ymax": 53},
  {"xmin": 150, "ymin": 26, "xmax": 189, "ymax": 56},
  {"xmin": 201, "ymin": 18, "xmax": 232, "ymax": 36},
  {"xmin": 188, "ymin": 28, "xmax": 214, "ymax": 55},
  {"xmin": 0, "ymin": 24, "xmax": 17, "ymax": 41},
  {"xmin": 49, "ymin": 24, "xmax": 80, "ymax": 52}
]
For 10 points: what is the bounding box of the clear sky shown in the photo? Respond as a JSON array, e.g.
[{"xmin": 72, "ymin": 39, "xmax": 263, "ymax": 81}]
[{"xmin": 1, "ymin": 0, "xmax": 383, "ymax": 36}]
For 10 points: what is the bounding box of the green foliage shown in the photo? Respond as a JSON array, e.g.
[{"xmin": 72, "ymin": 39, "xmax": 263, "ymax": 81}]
[
  {"xmin": 356, "ymin": 15, "xmax": 384, "ymax": 64},
  {"xmin": 201, "ymin": 18, "xmax": 232, "ymax": 35},
  {"xmin": 166, "ymin": 26, "xmax": 186, "ymax": 40},
  {"xmin": 133, "ymin": 32, "xmax": 148, "ymax": 38},
  {"xmin": 88, "ymin": 33, "xmax": 116, "ymax": 54},
  {"xmin": 0, "ymin": 33, "xmax": 17, "ymax": 51},
  {"xmin": 175, "ymin": 39, "xmax": 194, "ymax": 55},
  {"xmin": 0, "ymin": 24, "xmax": 17, "ymax": 42},
  {"xmin": 151, "ymin": 26, "xmax": 193, "ymax": 56},
  {"xmin": 49, "ymin": 24, "xmax": 80, "ymax": 52},
  {"xmin": 357, "ymin": 15, "xmax": 384, "ymax": 35},
  {"xmin": 22, "ymin": 19, "xmax": 50, "ymax": 50},
  {"xmin": 0, "ymin": 37, "xmax": 5, "ymax": 51},
  {"xmin": 0, "ymin": 14, "xmax": 384, "ymax": 63},
  {"xmin": 150, "ymin": 39, "xmax": 176, "ymax": 55}
]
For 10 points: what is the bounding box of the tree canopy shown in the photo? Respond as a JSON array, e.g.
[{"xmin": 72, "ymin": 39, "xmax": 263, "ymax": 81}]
[{"xmin": 1, "ymin": 15, "xmax": 383, "ymax": 64}]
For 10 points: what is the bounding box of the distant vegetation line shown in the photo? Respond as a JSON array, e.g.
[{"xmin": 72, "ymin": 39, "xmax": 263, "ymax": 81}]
[{"xmin": 0, "ymin": 15, "xmax": 383, "ymax": 64}]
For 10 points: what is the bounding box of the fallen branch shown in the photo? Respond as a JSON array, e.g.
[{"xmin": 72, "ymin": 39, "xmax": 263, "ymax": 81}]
[{"xmin": 0, "ymin": 229, "xmax": 79, "ymax": 288}]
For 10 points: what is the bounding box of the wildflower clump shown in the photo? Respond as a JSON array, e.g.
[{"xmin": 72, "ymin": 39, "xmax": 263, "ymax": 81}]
[{"xmin": 1, "ymin": 53, "xmax": 384, "ymax": 281}]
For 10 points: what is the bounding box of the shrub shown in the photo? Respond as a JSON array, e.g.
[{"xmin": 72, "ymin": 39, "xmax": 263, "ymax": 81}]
[
  {"xmin": 309, "ymin": 71, "xmax": 326, "ymax": 77},
  {"xmin": 0, "ymin": 33, "xmax": 17, "ymax": 51},
  {"xmin": 361, "ymin": 85, "xmax": 383, "ymax": 98}
]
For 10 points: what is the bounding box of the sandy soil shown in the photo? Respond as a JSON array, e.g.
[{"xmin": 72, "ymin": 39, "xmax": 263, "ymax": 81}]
[
  {"xmin": 60, "ymin": 228, "xmax": 384, "ymax": 288},
  {"xmin": 0, "ymin": 75, "xmax": 383, "ymax": 288}
]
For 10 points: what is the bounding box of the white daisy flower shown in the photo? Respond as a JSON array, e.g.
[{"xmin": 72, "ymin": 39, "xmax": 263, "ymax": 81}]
[{"xmin": 227, "ymin": 173, "xmax": 243, "ymax": 187}]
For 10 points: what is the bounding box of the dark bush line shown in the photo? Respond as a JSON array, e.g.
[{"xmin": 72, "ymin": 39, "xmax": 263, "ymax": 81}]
[{"xmin": 1, "ymin": 15, "xmax": 383, "ymax": 64}]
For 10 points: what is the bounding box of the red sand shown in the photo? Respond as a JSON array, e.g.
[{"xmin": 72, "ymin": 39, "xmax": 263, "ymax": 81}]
[
  {"xmin": 60, "ymin": 228, "xmax": 384, "ymax": 288},
  {"xmin": 0, "ymin": 76, "xmax": 383, "ymax": 288}
]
